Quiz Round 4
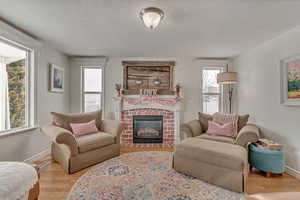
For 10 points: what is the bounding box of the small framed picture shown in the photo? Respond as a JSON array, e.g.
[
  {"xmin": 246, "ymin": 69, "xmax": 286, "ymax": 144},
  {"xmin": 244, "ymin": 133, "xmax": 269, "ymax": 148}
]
[
  {"xmin": 280, "ymin": 55, "xmax": 300, "ymax": 106},
  {"xmin": 49, "ymin": 64, "xmax": 64, "ymax": 93}
]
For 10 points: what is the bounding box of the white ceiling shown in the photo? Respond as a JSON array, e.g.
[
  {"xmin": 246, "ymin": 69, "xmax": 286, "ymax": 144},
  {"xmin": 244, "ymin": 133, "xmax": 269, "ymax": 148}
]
[{"xmin": 1, "ymin": 0, "xmax": 300, "ymax": 57}]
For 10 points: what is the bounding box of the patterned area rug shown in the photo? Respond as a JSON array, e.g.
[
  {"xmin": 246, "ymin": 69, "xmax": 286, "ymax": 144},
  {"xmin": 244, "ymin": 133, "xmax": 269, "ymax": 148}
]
[{"xmin": 67, "ymin": 151, "xmax": 244, "ymax": 200}]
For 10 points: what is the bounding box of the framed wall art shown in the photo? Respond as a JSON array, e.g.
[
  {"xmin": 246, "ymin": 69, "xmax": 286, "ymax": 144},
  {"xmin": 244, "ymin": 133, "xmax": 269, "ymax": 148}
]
[
  {"xmin": 49, "ymin": 64, "xmax": 64, "ymax": 93},
  {"xmin": 280, "ymin": 55, "xmax": 300, "ymax": 105}
]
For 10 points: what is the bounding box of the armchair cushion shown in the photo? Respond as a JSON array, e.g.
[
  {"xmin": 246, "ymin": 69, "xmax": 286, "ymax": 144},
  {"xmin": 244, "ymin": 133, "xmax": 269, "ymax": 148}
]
[
  {"xmin": 175, "ymin": 138, "xmax": 247, "ymax": 171},
  {"xmin": 77, "ymin": 132, "xmax": 114, "ymax": 153},
  {"xmin": 212, "ymin": 112, "xmax": 239, "ymax": 137},
  {"xmin": 207, "ymin": 121, "xmax": 235, "ymax": 137},
  {"xmin": 198, "ymin": 112, "xmax": 250, "ymax": 133},
  {"xmin": 51, "ymin": 110, "xmax": 102, "ymax": 131},
  {"xmin": 196, "ymin": 134, "xmax": 235, "ymax": 144},
  {"xmin": 70, "ymin": 120, "xmax": 98, "ymax": 137}
]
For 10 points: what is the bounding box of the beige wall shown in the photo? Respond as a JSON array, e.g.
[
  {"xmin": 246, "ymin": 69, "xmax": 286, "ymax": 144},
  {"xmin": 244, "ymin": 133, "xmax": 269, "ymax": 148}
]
[
  {"xmin": 104, "ymin": 57, "xmax": 227, "ymax": 122},
  {"xmin": 0, "ymin": 21, "xmax": 70, "ymax": 162},
  {"xmin": 0, "ymin": 23, "xmax": 229, "ymax": 162},
  {"xmin": 69, "ymin": 57, "xmax": 228, "ymax": 122},
  {"xmin": 233, "ymin": 26, "xmax": 300, "ymax": 172}
]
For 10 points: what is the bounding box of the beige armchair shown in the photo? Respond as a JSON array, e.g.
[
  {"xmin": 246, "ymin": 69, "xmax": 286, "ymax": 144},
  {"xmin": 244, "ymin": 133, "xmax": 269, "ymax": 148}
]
[
  {"xmin": 180, "ymin": 113, "xmax": 260, "ymax": 148},
  {"xmin": 173, "ymin": 113, "xmax": 260, "ymax": 192},
  {"xmin": 41, "ymin": 110, "xmax": 125, "ymax": 174}
]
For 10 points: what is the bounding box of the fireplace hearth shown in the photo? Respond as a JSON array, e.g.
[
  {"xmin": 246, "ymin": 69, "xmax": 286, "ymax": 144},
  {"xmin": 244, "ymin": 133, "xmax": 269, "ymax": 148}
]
[{"xmin": 133, "ymin": 115, "xmax": 163, "ymax": 143}]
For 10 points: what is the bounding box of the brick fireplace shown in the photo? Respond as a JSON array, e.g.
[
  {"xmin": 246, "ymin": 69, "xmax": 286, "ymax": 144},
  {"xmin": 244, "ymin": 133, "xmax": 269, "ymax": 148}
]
[
  {"xmin": 113, "ymin": 95, "xmax": 182, "ymax": 148},
  {"xmin": 133, "ymin": 115, "xmax": 163, "ymax": 144},
  {"xmin": 121, "ymin": 108, "xmax": 174, "ymax": 147}
]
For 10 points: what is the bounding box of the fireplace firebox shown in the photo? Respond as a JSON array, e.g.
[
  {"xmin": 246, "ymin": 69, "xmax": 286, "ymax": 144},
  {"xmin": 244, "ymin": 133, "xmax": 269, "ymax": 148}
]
[{"xmin": 133, "ymin": 115, "xmax": 163, "ymax": 143}]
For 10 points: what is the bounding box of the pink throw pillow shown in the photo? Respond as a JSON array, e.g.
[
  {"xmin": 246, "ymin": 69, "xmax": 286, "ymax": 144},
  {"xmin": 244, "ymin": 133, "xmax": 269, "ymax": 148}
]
[
  {"xmin": 70, "ymin": 120, "xmax": 98, "ymax": 137},
  {"xmin": 206, "ymin": 121, "xmax": 234, "ymax": 137}
]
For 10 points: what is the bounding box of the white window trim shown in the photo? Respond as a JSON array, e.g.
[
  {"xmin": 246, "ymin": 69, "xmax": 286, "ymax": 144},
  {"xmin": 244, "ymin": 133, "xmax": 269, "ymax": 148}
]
[
  {"xmin": 0, "ymin": 37, "xmax": 35, "ymax": 135},
  {"xmin": 70, "ymin": 57, "xmax": 107, "ymax": 115},
  {"xmin": 202, "ymin": 66, "xmax": 225, "ymax": 113},
  {"xmin": 81, "ymin": 66, "xmax": 104, "ymax": 113},
  {"xmin": 0, "ymin": 21, "xmax": 41, "ymax": 135}
]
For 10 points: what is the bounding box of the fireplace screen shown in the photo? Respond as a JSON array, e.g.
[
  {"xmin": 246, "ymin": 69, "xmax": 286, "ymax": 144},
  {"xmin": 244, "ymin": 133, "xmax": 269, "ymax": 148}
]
[{"xmin": 133, "ymin": 115, "xmax": 163, "ymax": 143}]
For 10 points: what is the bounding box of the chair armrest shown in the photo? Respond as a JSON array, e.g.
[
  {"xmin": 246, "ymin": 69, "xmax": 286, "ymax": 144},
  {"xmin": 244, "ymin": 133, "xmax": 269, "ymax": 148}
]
[
  {"xmin": 180, "ymin": 120, "xmax": 203, "ymax": 141},
  {"xmin": 101, "ymin": 119, "xmax": 126, "ymax": 144},
  {"xmin": 186, "ymin": 120, "xmax": 203, "ymax": 137},
  {"xmin": 180, "ymin": 124, "xmax": 193, "ymax": 141},
  {"xmin": 41, "ymin": 124, "xmax": 79, "ymax": 156},
  {"xmin": 235, "ymin": 124, "xmax": 260, "ymax": 148}
]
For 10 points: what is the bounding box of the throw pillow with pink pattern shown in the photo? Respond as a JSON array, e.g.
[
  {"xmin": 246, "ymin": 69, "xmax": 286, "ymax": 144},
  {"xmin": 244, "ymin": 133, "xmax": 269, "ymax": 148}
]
[
  {"xmin": 70, "ymin": 120, "xmax": 99, "ymax": 137},
  {"xmin": 206, "ymin": 121, "xmax": 235, "ymax": 137}
]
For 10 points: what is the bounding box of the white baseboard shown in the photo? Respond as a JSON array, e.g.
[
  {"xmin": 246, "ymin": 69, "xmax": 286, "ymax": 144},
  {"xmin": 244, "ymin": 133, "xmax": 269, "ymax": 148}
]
[
  {"xmin": 285, "ymin": 166, "xmax": 300, "ymax": 180},
  {"xmin": 24, "ymin": 148, "xmax": 51, "ymax": 164}
]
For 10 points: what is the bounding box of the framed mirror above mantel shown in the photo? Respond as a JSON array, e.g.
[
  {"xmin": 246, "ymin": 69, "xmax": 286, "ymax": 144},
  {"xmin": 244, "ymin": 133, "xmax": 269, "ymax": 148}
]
[{"xmin": 122, "ymin": 61, "xmax": 175, "ymax": 95}]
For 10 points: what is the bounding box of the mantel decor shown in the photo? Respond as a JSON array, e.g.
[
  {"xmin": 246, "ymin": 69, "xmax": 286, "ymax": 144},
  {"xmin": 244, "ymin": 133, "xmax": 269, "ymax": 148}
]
[
  {"xmin": 122, "ymin": 61, "xmax": 175, "ymax": 95},
  {"xmin": 280, "ymin": 54, "xmax": 300, "ymax": 106},
  {"xmin": 119, "ymin": 95, "xmax": 182, "ymax": 106}
]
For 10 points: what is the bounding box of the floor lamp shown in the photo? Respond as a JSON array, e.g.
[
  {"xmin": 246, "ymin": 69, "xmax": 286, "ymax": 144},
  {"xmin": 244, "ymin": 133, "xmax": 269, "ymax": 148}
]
[{"xmin": 217, "ymin": 69, "xmax": 238, "ymax": 114}]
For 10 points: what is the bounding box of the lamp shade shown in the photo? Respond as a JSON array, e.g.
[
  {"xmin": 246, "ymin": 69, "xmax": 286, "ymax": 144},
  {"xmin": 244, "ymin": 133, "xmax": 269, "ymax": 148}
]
[{"xmin": 217, "ymin": 72, "xmax": 238, "ymax": 84}]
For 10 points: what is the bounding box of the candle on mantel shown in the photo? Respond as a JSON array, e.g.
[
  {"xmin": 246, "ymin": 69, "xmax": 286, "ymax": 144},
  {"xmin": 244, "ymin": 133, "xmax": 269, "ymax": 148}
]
[{"xmin": 140, "ymin": 89, "xmax": 143, "ymax": 96}]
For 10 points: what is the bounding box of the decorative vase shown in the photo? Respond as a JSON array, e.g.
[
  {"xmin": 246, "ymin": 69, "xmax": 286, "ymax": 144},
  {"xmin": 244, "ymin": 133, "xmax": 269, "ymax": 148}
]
[{"xmin": 175, "ymin": 84, "xmax": 181, "ymax": 98}]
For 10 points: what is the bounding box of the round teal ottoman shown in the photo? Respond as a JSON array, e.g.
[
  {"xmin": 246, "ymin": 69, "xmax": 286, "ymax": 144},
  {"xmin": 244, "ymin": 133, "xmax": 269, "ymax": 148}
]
[{"xmin": 249, "ymin": 144, "xmax": 284, "ymax": 175}]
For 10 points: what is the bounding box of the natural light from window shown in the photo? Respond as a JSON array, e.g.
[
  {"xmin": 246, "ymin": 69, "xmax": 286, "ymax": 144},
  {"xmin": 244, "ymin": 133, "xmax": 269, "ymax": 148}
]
[
  {"xmin": 82, "ymin": 67, "xmax": 103, "ymax": 112},
  {"xmin": 202, "ymin": 68, "xmax": 222, "ymax": 114},
  {"xmin": 0, "ymin": 39, "xmax": 31, "ymax": 133}
]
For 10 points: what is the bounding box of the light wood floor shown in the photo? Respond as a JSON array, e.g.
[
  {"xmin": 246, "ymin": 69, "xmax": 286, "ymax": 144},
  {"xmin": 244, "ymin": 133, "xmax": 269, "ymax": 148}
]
[{"xmin": 37, "ymin": 147, "xmax": 300, "ymax": 200}]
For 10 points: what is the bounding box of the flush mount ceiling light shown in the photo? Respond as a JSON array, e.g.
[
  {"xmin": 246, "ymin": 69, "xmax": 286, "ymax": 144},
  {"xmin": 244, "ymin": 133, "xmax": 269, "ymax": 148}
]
[{"xmin": 139, "ymin": 7, "xmax": 164, "ymax": 29}]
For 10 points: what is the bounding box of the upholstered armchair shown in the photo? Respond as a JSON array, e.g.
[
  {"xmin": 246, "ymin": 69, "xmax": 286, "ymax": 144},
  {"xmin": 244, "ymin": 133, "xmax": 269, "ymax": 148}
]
[
  {"xmin": 180, "ymin": 113, "xmax": 260, "ymax": 148},
  {"xmin": 41, "ymin": 110, "xmax": 125, "ymax": 174},
  {"xmin": 174, "ymin": 112, "xmax": 259, "ymax": 192}
]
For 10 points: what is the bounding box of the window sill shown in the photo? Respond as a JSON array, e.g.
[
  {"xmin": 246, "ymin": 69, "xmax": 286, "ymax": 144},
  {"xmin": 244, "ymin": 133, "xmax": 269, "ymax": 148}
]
[{"xmin": 0, "ymin": 126, "xmax": 39, "ymax": 138}]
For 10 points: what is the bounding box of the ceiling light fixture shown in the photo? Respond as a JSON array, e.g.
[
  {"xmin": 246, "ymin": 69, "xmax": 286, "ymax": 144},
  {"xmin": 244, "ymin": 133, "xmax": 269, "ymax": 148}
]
[{"xmin": 139, "ymin": 7, "xmax": 164, "ymax": 29}]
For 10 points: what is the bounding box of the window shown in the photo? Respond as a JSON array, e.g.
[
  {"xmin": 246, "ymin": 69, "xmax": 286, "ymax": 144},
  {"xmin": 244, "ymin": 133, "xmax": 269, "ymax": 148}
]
[
  {"xmin": 202, "ymin": 68, "xmax": 222, "ymax": 114},
  {"xmin": 0, "ymin": 38, "xmax": 34, "ymax": 133},
  {"xmin": 81, "ymin": 67, "xmax": 103, "ymax": 112}
]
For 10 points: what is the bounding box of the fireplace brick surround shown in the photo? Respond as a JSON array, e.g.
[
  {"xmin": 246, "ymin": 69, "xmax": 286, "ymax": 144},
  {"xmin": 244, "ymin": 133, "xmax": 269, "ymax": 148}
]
[
  {"xmin": 121, "ymin": 108, "xmax": 175, "ymax": 148},
  {"xmin": 113, "ymin": 95, "xmax": 182, "ymax": 148}
]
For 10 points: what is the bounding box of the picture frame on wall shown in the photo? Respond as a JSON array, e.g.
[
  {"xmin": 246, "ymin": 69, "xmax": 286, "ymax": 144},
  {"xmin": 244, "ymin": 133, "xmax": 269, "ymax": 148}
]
[
  {"xmin": 280, "ymin": 54, "xmax": 300, "ymax": 106},
  {"xmin": 49, "ymin": 64, "xmax": 64, "ymax": 93}
]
